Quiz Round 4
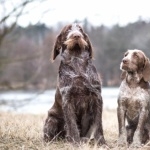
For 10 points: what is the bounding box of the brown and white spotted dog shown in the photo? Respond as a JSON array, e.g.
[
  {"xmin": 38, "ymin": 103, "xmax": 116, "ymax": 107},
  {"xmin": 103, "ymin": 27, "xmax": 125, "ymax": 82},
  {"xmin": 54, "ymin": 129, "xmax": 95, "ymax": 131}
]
[
  {"xmin": 117, "ymin": 49, "xmax": 150, "ymax": 148},
  {"xmin": 43, "ymin": 24, "xmax": 106, "ymax": 145}
]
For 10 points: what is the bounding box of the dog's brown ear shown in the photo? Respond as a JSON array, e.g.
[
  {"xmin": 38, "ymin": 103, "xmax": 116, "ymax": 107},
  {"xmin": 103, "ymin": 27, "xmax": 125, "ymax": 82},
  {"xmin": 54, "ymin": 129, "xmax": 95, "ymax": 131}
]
[
  {"xmin": 143, "ymin": 58, "xmax": 150, "ymax": 81},
  {"xmin": 51, "ymin": 34, "xmax": 62, "ymax": 62},
  {"xmin": 120, "ymin": 71, "xmax": 126, "ymax": 80},
  {"xmin": 85, "ymin": 34, "xmax": 93, "ymax": 58}
]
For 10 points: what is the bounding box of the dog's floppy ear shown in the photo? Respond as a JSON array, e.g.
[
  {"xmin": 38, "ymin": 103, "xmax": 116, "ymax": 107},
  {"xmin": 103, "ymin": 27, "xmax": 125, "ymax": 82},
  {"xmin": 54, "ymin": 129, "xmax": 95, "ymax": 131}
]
[
  {"xmin": 120, "ymin": 71, "xmax": 126, "ymax": 80},
  {"xmin": 143, "ymin": 57, "xmax": 150, "ymax": 81},
  {"xmin": 51, "ymin": 34, "xmax": 62, "ymax": 62},
  {"xmin": 85, "ymin": 34, "xmax": 93, "ymax": 58}
]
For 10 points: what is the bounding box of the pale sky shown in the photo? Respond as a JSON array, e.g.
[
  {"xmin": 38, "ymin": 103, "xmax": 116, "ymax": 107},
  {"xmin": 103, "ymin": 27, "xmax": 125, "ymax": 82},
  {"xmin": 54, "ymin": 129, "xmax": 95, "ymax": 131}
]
[{"xmin": 8, "ymin": 0, "xmax": 150, "ymax": 27}]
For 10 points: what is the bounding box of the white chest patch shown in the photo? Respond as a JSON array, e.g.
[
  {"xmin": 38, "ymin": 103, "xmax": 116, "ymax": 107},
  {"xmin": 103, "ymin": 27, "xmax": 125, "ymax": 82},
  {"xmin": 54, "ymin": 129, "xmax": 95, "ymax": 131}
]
[{"xmin": 118, "ymin": 81, "xmax": 150, "ymax": 120}]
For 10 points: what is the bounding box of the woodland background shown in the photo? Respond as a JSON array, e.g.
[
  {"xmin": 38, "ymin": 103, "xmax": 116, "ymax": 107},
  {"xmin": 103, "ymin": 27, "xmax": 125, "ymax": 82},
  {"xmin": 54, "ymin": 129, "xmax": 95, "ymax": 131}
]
[{"xmin": 1, "ymin": 0, "xmax": 150, "ymax": 92}]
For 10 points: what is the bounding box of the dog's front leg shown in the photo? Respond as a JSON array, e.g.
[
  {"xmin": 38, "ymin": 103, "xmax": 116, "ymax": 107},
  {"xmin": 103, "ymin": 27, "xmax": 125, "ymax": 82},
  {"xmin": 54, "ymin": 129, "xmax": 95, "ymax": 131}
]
[
  {"xmin": 62, "ymin": 92, "xmax": 80, "ymax": 144},
  {"xmin": 93, "ymin": 97, "xmax": 106, "ymax": 145},
  {"xmin": 117, "ymin": 101, "xmax": 127, "ymax": 147},
  {"xmin": 85, "ymin": 94, "xmax": 106, "ymax": 145},
  {"xmin": 130, "ymin": 108, "xmax": 148, "ymax": 148}
]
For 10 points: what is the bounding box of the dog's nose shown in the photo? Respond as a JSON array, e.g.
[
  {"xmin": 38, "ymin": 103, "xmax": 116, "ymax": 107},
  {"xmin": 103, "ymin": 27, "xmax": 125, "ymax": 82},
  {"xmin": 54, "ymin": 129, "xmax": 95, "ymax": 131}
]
[
  {"xmin": 73, "ymin": 34, "xmax": 81, "ymax": 39},
  {"xmin": 122, "ymin": 58, "xmax": 128, "ymax": 64},
  {"xmin": 74, "ymin": 35, "xmax": 80, "ymax": 38}
]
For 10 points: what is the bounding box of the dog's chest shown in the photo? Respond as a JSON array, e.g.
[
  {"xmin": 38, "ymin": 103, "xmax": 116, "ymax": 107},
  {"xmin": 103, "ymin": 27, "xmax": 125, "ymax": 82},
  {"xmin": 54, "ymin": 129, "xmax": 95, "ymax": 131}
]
[
  {"xmin": 59, "ymin": 54, "xmax": 99, "ymax": 86},
  {"xmin": 119, "ymin": 82, "xmax": 150, "ymax": 119}
]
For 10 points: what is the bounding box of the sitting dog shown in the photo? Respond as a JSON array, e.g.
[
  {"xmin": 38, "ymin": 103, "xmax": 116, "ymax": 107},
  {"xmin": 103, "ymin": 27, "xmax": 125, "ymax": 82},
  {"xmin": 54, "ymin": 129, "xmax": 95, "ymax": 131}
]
[
  {"xmin": 117, "ymin": 49, "xmax": 150, "ymax": 148},
  {"xmin": 43, "ymin": 24, "xmax": 106, "ymax": 145}
]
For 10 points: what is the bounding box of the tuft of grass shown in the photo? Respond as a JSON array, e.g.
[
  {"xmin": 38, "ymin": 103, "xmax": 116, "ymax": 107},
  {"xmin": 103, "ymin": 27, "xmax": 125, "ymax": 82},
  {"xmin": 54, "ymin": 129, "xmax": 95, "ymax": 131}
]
[{"xmin": 0, "ymin": 109, "xmax": 150, "ymax": 150}]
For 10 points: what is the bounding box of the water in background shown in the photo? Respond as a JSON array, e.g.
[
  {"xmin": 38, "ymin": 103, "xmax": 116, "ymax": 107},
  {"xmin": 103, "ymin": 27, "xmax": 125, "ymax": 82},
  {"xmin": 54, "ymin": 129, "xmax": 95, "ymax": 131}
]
[{"xmin": 0, "ymin": 87, "xmax": 119, "ymax": 114}]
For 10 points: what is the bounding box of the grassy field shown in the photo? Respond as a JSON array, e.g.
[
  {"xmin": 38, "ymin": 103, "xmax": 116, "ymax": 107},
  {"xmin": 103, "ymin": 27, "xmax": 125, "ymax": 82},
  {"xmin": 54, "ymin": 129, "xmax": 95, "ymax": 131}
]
[{"xmin": 0, "ymin": 109, "xmax": 150, "ymax": 150}]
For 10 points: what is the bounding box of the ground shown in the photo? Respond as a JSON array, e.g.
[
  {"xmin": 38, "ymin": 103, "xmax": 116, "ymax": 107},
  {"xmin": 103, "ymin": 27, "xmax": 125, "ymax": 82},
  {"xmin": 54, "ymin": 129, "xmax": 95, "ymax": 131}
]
[{"xmin": 0, "ymin": 109, "xmax": 150, "ymax": 150}]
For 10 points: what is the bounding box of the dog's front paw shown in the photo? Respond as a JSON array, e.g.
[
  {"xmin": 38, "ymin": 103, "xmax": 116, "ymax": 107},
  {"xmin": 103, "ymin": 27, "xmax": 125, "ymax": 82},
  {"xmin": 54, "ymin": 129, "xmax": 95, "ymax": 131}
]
[
  {"xmin": 66, "ymin": 135, "xmax": 80, "ymax": 144},
  {"xmin": 130, "ymin": 141, "xmax": 143, "ymax": 148},
  {"xmin": 130, "ymin": 131, "xmax": 143, "ymax": 148},
  {"xmin": 117, "ymin": 135, "xmax": 127, "ymax": 147},
  {"xmin": 80, "ymin": 137, "xmax": 90, "ymax": 143},
  {"xmin": 97, "ymin": 136, "xmax": 106, "ymax": 145}
]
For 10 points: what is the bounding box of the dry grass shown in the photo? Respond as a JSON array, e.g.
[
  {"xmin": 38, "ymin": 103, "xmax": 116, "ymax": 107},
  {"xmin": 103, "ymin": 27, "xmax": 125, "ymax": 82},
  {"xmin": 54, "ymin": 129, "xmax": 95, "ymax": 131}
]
[{"xmin": 0, "ymin": 109, "xmax": 150, "ymax": 150}]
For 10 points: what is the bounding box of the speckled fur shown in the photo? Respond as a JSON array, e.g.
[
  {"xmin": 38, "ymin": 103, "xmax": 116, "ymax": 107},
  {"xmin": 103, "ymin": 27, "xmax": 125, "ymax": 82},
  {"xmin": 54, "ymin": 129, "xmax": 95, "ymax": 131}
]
[
  {"xmin": 117, "ymin": 49, "xmax": 150, "ymax": 148},
  {"xmin": 43, "ymin": 24, "xmax": 105, "ymax": 145}
]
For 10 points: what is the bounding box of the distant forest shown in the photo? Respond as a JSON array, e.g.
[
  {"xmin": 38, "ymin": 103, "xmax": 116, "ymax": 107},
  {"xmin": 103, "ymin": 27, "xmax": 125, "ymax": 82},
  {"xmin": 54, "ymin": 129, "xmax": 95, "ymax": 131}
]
[{"xmin": 0, "ymin": 19, "xmax": 150, "ymax": 90}]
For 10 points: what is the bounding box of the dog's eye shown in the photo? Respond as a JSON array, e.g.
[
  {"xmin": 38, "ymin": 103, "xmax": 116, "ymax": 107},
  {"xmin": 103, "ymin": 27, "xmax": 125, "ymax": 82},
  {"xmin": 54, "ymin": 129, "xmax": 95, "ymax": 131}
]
[
  {"xmin": 134, "ymin": 53, "xmax": 139, "ymax": 58},
  {"xmin": 124, "ymin": 53, "xmax": 128, "ymax": 57},
  {"xmin": 78, "ymin": 27, "xmax": 82, "ymax": 31},
  {"xmin": 66, "ymin": 29, "xmax": 71, "ymax": 33}
]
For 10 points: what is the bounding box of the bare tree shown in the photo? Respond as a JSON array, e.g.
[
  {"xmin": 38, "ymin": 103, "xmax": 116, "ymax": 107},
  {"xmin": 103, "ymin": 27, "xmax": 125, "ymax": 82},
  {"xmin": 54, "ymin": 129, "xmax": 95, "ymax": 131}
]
[
  {"xmin": 0, "ymin": 0, "xmax": 34, "ymax": 45},
  {"xmin": 0, "ymin": 0, "xmax": 54, "ymax": 111},
  {"xmin": 0, "ymin": 0, "xmax": 52, "ymax": 47},
  {"xmin": 0, "ymin": 0, "xmax": 52, "ymax": 86}
]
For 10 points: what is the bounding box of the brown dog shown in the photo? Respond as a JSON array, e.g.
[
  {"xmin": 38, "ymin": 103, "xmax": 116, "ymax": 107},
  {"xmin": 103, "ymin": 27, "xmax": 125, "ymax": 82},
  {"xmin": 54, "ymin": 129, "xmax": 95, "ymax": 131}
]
[
  {"xmin": 117, "ymin": 49, "xmax": 150, "ymax": 148},
  {"xmin": 43, "ymin": 24, "xmax": 106, "ymax": 145}
]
